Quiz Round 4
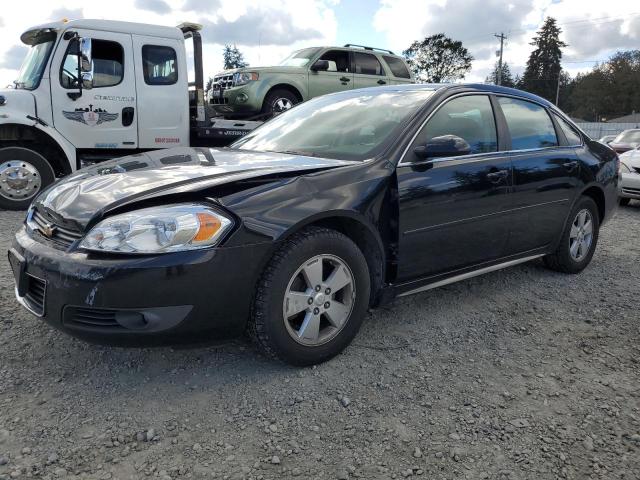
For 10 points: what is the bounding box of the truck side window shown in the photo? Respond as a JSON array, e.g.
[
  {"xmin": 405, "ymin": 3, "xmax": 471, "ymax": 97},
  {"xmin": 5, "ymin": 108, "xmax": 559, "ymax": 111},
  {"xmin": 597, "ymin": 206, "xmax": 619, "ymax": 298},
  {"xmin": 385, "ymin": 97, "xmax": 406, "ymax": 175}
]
[
  {"xmin": 142, "ymin": 45, "xmax": 178, "ymax": 85},
  {"xmin": 382, "ymin": 55, "xmax": 411, "ymax": 79},
  {"xmin": 61, "ymin": 39, "xmax": 124, "ymax": 89}
]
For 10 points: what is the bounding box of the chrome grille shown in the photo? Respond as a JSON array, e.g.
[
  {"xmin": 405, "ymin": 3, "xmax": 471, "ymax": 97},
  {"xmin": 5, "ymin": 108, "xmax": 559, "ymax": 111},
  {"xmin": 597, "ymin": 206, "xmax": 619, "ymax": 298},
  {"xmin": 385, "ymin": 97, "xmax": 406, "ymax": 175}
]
[
  {"xmin": 212, "ymin": 74, "xmax": 234, "ymax": 91},
  {"xmin": 29, "ymin": 209, "xmax": 83, "ymax": 248}
]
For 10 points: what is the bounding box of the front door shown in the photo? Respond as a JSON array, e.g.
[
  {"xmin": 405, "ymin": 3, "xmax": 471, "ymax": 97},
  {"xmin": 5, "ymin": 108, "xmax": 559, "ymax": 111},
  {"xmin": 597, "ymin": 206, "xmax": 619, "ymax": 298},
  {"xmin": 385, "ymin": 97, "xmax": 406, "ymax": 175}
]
[
  {"xmin": 308, "ymin": 49, "xmax": 353, "ymax": 98},
  {"xmin": 496, "ymin": 96, "xmax": 581, "ymax": 254},
  {"xmin": 396, "ymin": 94, "xmax": 512, "ymax": 281},
  {"xmin": 51, "ymin": 29, "xmax": 137, "ymax": 150},
  {"xmin": 352, "ymin": 52, "xmax": 388, "ymax": 89}
]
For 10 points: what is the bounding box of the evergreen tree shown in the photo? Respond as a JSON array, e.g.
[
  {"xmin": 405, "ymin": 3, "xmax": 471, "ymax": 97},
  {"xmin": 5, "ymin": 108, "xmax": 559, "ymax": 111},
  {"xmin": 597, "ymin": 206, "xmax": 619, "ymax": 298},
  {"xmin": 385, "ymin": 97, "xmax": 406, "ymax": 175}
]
[
  {"xmin": 486, "ymin": 61, "xmax": 515, "ymax": 87},
  {"xmin": 403, "ymin": 33, "xmax": 473, "ymax": 83},
  {"xmin": 520, "ymin": 17, "xmax": 567, "ymax": 102},
  {"xmin": 222, "ymin": 44, "xmax": 248, "ymax": 70}
]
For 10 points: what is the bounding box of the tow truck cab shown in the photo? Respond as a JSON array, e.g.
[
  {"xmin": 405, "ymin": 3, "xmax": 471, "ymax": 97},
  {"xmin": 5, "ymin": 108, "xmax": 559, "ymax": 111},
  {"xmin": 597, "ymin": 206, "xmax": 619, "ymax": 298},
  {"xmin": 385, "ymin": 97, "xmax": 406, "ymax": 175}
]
[{"xmin": 0, "ymin": 19, "xmax": 258, "ymax": 210}]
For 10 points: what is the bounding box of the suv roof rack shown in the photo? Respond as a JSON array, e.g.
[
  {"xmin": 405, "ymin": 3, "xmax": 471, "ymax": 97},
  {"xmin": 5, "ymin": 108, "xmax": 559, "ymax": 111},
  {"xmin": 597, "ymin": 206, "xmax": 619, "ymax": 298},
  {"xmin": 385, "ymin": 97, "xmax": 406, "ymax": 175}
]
[{"xmin": 343, "ymin": 44, "xmax": 395, "ymax": 55}]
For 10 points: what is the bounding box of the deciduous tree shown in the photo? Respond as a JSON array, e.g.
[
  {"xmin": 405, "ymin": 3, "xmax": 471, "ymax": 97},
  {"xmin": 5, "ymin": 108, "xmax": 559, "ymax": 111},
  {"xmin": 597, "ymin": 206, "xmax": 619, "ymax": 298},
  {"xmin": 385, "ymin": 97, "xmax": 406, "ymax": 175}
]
[{"xmin": 403, "ymin": 33, "xmax": 473, "ymax": 83}]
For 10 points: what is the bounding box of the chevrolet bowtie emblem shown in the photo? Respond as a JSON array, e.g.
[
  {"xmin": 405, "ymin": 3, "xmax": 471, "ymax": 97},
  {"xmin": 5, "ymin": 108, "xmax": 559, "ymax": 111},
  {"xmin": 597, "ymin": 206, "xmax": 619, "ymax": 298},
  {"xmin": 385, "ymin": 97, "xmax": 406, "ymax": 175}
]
[{"xmin": 40, "ymin": 223, "xmax": 56, "ymax": 238}]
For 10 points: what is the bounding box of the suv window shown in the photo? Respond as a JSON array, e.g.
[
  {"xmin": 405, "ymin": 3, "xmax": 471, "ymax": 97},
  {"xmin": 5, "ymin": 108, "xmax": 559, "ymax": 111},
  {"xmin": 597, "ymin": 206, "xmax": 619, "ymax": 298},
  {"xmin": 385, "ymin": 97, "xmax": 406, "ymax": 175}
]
[
  {"xmin": 499, "ymin": 97, "xmax": 558, "ymax": 150},
  {"xmin": 61, "ymin": 39, "xmax": 124, "ymax": 89},
  {"xmin": 317, "ymin": 50, "xmax": 350, "ymax": 73},
  {"xmin": 142, "ymin": 45, "xmax": 178, "ymax": 85},
  {"xmin": 419, "ymin": 95, "xmax": 498, "ymax": 155},
  {"xmin": 383, "ymin": 55, "xmax": 410, "ymax": 78},
  {"xmin": 353, "ymin": 52, "xmax": 384, "ymax": 76},
  {"xmin": 554, "ymin": 115, "xmax": 582, "ymax": 146}
]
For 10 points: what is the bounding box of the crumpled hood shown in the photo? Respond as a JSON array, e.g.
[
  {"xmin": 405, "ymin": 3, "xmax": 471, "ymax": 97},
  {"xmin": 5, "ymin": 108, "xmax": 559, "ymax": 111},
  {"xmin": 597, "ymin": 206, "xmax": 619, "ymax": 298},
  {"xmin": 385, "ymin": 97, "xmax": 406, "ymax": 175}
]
[
  {"xmin": 0, "ymin": 88, "xmax": 36, "ymax": 117},
  {"xmin": 33, "ymin": 147, "xmax": 354, "ymax": 228},
  {"xmin": 620, "ymin": 148, "xmax": 640, "ymax": 168}
]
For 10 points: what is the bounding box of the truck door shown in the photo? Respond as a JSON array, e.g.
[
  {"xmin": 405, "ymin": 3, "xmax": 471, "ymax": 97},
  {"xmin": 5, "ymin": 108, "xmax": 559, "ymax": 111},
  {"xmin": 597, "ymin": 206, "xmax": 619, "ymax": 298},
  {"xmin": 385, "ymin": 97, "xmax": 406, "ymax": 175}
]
[
  {"xmin": 132, "ymin": 35, "xmax": 189, "ymax": 149},
  {"xmin": 308, "ymin": 49, "xmax": 353, "ymax": 98},
  {"xmin": 51, "ymin": 30, "xmax": 138, "ymax": 150}
]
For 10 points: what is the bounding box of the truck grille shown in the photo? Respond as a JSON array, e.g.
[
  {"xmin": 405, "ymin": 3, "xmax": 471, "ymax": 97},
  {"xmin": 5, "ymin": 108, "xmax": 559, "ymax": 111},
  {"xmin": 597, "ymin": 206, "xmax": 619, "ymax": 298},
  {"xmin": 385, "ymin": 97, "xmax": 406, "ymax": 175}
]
[
  {"xmin": 213, "ymin": 74, "xmax": 234, "ymax": 91},
  {"xmin": 29, "ymin": 209, "xmax": 84, "ymax": 249}
]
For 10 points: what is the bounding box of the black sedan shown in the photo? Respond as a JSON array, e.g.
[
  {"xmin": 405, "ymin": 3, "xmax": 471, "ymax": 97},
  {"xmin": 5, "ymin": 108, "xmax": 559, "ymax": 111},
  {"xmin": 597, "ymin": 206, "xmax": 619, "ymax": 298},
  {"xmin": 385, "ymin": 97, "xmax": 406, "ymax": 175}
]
[{"xmin": 9, "ymin": 84, "xmax": 619, "ymax": 365}]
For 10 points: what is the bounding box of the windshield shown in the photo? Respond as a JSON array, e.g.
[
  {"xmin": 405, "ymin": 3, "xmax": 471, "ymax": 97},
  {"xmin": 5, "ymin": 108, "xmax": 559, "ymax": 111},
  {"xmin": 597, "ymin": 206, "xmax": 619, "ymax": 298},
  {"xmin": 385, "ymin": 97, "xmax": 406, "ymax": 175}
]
[
  {"xmin": 15, "ymin": 34, "xmax": 56, "ymax": 90},
  {"xmin": 614, "ymin": 130, "xmax": 640, "ymax": 143},
  {"xmin": 231, "ymin": 89, "xmax": 435, "ymax": 161},
  {"xmin": 278, "ymin": 47, "xmax": 321, "ymax": 67}
]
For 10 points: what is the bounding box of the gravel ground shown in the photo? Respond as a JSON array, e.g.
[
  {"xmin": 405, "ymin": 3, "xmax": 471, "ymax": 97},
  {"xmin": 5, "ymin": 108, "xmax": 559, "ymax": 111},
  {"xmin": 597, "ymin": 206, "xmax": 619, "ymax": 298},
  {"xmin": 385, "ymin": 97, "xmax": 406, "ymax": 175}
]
[{"xmin": 0, "ymin": 205, "xmax": 639, "ymax": 480}]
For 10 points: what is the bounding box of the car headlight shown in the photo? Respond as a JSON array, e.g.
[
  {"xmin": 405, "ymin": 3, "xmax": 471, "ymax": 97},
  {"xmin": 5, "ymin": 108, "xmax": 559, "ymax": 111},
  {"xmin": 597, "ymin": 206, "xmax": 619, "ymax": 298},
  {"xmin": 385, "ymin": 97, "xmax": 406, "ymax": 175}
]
[
  {"xmin": 233, "ymin": 71, "xmax": 259, "ymax": 86},
  {"xmin": 79, "ymin": 204, "xmax": 233, "ymax": 254}
]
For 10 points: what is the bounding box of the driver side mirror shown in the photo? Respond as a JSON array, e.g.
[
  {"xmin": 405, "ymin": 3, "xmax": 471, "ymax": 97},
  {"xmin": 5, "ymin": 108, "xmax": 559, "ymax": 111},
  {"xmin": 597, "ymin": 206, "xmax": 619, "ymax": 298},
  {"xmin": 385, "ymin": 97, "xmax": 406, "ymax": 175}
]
[
  {"xmin": 414, "ymin": 135, "xmax": 471, "ymax": 160},
  {"xmin": 310, "ymin": 59, "xmax": 329, "ymax": 72},
  {"xmin": 79, "ymin": 37, "xmax": 93, "ymax": 90}
]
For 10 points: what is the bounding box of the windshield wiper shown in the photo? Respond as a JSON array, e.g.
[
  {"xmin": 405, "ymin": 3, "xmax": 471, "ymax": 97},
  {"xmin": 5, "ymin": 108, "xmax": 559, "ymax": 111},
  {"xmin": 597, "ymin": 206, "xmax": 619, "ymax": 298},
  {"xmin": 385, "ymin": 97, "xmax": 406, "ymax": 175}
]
[{"xmin": 269, "ymin": 149, "xmax": 319, "ymax": 157}]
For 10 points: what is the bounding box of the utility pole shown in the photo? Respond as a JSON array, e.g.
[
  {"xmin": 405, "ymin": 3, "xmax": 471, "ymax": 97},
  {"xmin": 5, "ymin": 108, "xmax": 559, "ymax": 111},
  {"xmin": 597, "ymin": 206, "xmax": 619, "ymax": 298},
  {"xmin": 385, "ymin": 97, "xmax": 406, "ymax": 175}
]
[
  {"xmin": 494, "ymin": 33, "xmax": 507, "ymax": 85},
  {"xmin": 555, "ymin": 72, "xmax": 561, "ymax": 106}
]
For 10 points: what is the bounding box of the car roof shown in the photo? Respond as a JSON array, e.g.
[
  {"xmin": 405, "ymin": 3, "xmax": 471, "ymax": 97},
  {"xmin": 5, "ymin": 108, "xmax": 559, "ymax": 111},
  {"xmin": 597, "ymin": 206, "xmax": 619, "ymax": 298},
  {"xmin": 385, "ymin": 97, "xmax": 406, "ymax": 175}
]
[{"xmin": 342, "ymin": 83, "xmax": 556, "ymax": 108}]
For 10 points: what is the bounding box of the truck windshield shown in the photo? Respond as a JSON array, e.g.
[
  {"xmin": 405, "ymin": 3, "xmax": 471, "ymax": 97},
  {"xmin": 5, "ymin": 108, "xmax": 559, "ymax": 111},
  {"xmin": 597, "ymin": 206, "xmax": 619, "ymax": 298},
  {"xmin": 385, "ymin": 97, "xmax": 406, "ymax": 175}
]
[
  {"xmin": 231, "ymin": 89, "xmax": 435, "ymax": 161},
  {"xmin": 278, "ymin": 48, "xmax": 321, "ymax": 67},
  {"xmin": 14, "ymin": 34, "xmax": 56, "ymax": 90}
]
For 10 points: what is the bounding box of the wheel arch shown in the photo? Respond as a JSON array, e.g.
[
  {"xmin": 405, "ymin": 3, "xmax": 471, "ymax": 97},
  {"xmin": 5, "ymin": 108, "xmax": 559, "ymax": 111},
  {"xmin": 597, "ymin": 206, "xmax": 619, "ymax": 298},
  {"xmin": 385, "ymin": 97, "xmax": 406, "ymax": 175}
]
[
  {"xmin": 580, "ymin": 184, "xmax": 606, "ymax": 223},
  {"xmin": 263, "ymin": 83, "xmax": 304, "ymax": 108},
  {"xmin": 0, "ymin": 123, "xmax": 73, "ymax": 176}
]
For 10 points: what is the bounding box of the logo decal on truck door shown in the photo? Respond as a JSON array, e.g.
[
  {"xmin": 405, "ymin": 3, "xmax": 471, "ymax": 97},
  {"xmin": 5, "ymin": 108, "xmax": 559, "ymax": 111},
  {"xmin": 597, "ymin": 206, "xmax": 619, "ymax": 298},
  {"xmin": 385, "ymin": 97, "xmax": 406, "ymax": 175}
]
[{"xmin": 62, "ymin": 105, "xmax": 119, "ymax": 126}]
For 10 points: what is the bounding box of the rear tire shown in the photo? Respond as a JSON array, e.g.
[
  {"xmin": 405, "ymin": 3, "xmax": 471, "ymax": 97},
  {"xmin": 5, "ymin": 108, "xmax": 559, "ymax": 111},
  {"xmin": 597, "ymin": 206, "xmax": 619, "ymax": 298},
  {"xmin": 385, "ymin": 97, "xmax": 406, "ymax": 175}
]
[
  {"xmin": 543, "ymin": 196, "xmax": 600, "ymax": 274},
  {"xmin": 262, "ymin": 89, "xmax": 299, "ymax": 117},
  {"xmin": 619, "ymin": 197, "xmax": 631, "ymax": 206},
  {"xmin": 0, "ymin": 146, "xmax": 55, "ymax": 211},
  {"xmin": 249, "ymin": 227, "xmax": 370, "ymax": 366}
]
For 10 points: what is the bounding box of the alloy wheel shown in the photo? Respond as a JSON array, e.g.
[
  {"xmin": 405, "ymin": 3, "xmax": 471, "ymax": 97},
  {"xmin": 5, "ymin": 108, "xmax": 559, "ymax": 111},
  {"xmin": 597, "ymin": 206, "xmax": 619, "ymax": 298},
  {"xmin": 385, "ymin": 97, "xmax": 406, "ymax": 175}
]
[
  {"xmin": 569, "ymin": 208, "xmax": 593, "ymax": 262},
  {"xmin": 272, "ymin": 97, "xmax": 294, "ymax": 114},
  {"xmin": 282, "ymin": 254, "xmax": 355, "ymax": 346}
]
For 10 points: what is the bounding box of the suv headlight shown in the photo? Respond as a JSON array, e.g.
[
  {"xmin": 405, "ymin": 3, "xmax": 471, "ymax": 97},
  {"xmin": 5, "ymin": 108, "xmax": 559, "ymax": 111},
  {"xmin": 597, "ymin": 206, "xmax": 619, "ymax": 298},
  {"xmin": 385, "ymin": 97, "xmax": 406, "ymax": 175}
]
[
  {"xmin": 79, "ymin": 204, "xmax": 233, "ymax": 254},
  {"xmin": 233, "ymin": 72, "xmax": 259, "ymax": 86}
]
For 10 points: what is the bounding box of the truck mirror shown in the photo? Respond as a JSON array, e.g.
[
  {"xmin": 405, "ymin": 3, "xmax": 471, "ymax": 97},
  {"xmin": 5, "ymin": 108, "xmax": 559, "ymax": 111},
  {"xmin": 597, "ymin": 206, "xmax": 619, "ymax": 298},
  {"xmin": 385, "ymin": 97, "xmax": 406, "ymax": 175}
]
[
  {"xmin": 81, "ymin": 72, "xmax": 94, "ymax": 90},
  {"xmin": 80, "ymin": 38, "xmax": 92, "ymax": 73}
]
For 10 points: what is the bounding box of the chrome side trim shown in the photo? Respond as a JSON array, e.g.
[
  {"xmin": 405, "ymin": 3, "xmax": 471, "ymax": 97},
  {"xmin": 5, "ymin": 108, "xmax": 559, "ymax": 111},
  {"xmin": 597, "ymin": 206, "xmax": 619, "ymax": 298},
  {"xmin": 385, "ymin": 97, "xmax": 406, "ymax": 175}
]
[{"xmin": 397, "ymin": 254, "xmax": 545, "ymax": 297}]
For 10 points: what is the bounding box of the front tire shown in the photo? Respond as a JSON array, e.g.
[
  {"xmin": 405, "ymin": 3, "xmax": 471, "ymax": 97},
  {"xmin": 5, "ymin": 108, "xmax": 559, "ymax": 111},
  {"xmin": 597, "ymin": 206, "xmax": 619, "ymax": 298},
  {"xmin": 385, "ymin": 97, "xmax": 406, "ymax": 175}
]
[
  {"xmin": 249, "ymin": 227, "xmax": 370, "ymax": 366},
  {"xmin": 0, "ymin": 147, "xmax": 55, "ymax": 210},
  {"xmin": 543, "ymin": 196, "xmax": 600, "ymax": 274},
  {"xmin": 261, "ymin": 89, "xmax": 299, "ymax": 117}
]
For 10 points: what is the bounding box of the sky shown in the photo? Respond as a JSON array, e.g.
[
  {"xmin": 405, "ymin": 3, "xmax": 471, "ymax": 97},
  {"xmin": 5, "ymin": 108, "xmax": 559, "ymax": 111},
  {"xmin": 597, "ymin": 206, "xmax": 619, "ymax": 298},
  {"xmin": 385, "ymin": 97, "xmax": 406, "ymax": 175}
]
[{"xmin": 0, "ymin": 0, "xmax": 639, "ymax": 87}]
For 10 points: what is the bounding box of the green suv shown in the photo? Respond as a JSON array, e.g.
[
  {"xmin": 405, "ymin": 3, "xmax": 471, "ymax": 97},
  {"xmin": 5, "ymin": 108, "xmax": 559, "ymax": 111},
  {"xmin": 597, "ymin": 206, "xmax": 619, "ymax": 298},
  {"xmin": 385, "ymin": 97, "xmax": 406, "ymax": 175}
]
[{"xmin": 209, "ymin": 44, "xmax": 415, "ymax": 118}]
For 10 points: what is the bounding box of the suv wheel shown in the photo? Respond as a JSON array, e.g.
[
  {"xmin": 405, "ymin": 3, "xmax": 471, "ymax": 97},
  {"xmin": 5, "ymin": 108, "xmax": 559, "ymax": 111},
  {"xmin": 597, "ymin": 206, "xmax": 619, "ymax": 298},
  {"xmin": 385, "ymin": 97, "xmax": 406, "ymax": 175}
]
[
  {"xmin": 0, "ymin": 146, "xmax": 55, "ymax": 211},
  {"xmin": 543, "ymin": 196, "xmax": 600, "ymax": 274},
  {"xmin": 262, "ymin": 89, "xmax": 299, "ymax": 117},
  {"xmin": 249, "ymin": 227, "xmax": 370, "ymax": 366}
]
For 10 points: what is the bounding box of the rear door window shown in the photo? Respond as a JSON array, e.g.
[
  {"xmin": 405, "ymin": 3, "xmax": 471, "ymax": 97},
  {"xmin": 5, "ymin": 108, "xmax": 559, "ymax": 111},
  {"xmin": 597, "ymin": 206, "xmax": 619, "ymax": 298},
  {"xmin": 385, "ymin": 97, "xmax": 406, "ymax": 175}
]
[
  {"xmin": 383, "ymin": 55, "xmax": 411, "ymax": 78},
  {"xmin": 353, "ymin": 52, "xmax": 385, "ymax": 76},
  {"xmin": 142, "ymin": 45, "xmax": 178, "ymax": 85},
  {"xmin": 554, "ymin": 115, "xmax": 582, "ymax": 146},
  {"xmin": 498, "ymin": 97, "xmax": 558, "ymax": 150}
]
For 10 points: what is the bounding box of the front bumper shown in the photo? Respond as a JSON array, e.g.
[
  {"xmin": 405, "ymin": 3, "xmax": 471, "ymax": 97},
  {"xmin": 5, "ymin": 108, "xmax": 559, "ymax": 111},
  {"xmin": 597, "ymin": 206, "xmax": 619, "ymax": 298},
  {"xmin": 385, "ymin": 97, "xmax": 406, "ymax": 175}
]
[
  {"xmin": 210, "ymin": 83, "xmax": 263, "ymax": 117},
  {"xmin": 9, "ymin": 227, "xmax": 271, "ymax": 346},
  {"xmin": 620, "ymin": 171, "xmax": 640, "ymax": 199}
]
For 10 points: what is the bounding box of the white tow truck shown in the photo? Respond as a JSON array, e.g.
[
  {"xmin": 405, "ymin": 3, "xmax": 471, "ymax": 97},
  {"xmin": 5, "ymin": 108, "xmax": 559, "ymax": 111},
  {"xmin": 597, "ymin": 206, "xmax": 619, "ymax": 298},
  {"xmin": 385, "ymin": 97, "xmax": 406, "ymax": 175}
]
[{"xmin": 0, "ymin": 19, "xmax": 261, "ymax": 210}]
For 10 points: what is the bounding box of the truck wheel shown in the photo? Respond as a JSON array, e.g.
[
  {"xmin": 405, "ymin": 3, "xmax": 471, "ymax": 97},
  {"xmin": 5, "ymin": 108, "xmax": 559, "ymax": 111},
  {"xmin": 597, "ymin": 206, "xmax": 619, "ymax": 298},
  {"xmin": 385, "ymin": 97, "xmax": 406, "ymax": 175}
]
[
  {"xmin": 543, "ymin": 196, "xmax": 600, "ymax": 274},
  {"xmin": 262, "ymin": 89, "xmax": 299, "ymax": 117},
  {"xmin": 0, "ymin": 147, "xmax": 56, "ymax": 211},
  {"xmin": 249, "ymin": 226, "xmax": 370, "ymax": 366}
]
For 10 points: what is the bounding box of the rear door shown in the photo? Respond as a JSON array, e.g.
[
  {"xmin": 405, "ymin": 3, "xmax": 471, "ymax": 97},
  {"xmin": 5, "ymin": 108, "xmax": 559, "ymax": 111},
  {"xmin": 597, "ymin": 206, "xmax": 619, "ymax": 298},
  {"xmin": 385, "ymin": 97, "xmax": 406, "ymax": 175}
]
[
  {"xmin": 51, "ymin": 29, "xmax": 138, "ymax": 149},
  {"xmin": 497, "ymin": 96, "xmax": 581, "ymax": 254},
  {"xmin": 307, "ymin": 49, "xmax": 353, "ymax": 98},
  {"xmin": 132, "ymin": 35, "xmax": 189, "ymax": 149},
  {"xmin": 352, "ymin": 52, "xmax": 389, "ymax": 89}
]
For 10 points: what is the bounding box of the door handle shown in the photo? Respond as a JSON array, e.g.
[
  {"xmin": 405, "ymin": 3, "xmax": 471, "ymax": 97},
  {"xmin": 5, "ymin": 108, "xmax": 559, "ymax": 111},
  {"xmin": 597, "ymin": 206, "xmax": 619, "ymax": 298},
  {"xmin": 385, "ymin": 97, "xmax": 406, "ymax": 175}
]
[
  {"xmin": 486, "ymin": 169, "xmax": 509, "ymax": 183},
  {"xmin": 339, "ymin": 76, "xmax": 351, "ymax": 82},
  {"xmin": 122, "ymin": 107, "xmax": 135, "ymax": 127},
  {"xmin": 377, "ymin": 79, "xmax": 387, "ymax": 85},
  {"xmin": 563, "ymin": 161, "xmax": 578, "ymax": 171}
]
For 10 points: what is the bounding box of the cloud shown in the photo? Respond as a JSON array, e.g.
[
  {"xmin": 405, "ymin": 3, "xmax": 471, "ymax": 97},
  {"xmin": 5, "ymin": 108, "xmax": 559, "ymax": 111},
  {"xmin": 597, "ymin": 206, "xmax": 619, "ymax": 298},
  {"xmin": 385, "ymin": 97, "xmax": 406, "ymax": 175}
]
[
  {"xmin": 0, "ymin": 18, "xmax": 4, "ymax": 27},
  {"xmin": 0, "ymin": 45, "xmax": 28, "ymax": 70},
  {"xmin": 134, "ymin": 0, "xmax": 172, "ymax": 15},
  {"xmin": 200, "ymin": 9, "xmax": 323, "ymax": 46},
  {"xmin": 49, "ymin": 7, "xmax": 83, "ymax": 20},
  {"xmin": 182, "ymin": 0, "xmax": 221, "ymax": 13}
]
